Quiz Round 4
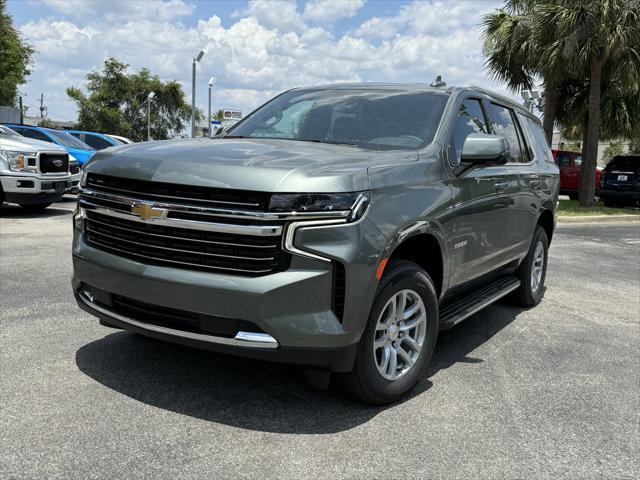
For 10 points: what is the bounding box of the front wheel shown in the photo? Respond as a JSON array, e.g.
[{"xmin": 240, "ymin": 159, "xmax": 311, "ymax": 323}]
[
  {"xmin": 511, "ymin": 225, "xmax": 548, "ymax": 307},
  {"xmin": 340, "ymin": 260, "xmax": 439, "ymax": 405}
]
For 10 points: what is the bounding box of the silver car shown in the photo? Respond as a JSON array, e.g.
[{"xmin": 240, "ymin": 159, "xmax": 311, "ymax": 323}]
[{"xmin": 0, "ymin": 125, "xmax": 72, "ymax": 211}]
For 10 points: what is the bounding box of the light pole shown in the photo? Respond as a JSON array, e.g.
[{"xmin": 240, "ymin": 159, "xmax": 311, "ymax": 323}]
[
  {"xmin": 147, "ymin": 91, "xmax": 155, "ymax": 141},
  {"xmin": 191, "ymin": 49, "xmax": 205, "ymax": 138},
  {"xmin": 207, "ymin": 77, "xmax": 217, "ymax": 138}
]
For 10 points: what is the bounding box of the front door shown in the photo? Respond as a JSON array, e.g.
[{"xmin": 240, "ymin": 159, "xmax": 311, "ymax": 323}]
[{"xmin": 446, "ymin": 97, "xmax": 512, "ymax": 287}]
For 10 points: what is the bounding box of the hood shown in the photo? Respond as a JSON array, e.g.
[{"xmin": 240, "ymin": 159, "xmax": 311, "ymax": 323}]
[
  {"xmin": 66, "ymin": 147, "xmax": 95, "ymax": 165},
  {"xmin": 0, "ymin": 135, "xmax": 66, "ymax": 153},
  {"xmin": 83, "ymin": 138, "xmax": 419, "ymax": 192}
]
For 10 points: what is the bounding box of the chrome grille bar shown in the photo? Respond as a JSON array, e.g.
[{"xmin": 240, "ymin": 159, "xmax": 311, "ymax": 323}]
[{"xmin": 85, "ymin": 237, "xmax": 275, "ymax": 274}]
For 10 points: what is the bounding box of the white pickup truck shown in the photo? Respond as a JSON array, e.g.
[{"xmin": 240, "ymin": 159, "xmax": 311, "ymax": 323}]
[{"xmin": 0, "ymin": 125, "xmax": 73, "ymax": 211}]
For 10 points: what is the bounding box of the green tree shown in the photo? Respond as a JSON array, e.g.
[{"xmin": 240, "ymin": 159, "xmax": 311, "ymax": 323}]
[
  {"xmin": 629, "ymin": 138, "xmax": 640, "ymax": 154},
  {"xmin": 66, "ymin": 57, "xmax": 198, "ymax": 141},
  {"xmin": 535, "ymin": 0, "xmax": 640, "ymax": 207},
  {"xmin": 602, "ymin": 141, "xmax": 624, "ymax": 163},
  {"xmin": 213, "ymin": 109, "xmax": 225, "ymax": 122},
  {"xmin": 0, "ymin": 0, "xmax": 34, "ymax": 106},
  {"xmin": 481, "ymin": 0, "xmax": 560, "ymax": 144}
]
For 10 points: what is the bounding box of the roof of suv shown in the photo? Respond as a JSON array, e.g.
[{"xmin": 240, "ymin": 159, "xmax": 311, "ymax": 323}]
[{"xmin": 288, "ymin": 83, "xmax": 533, "ymax": 118}]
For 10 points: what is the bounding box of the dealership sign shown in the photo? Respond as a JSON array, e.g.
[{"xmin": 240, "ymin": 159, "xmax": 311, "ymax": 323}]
[{"xmin": 223, "ymin": 109, "xmax": 243, "ymax": 121}]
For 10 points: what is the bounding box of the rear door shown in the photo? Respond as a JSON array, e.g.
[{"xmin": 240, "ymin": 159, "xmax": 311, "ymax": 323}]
[{"xmin": 447, "ymin": 97, "xmax": 511, "ymax": 287}]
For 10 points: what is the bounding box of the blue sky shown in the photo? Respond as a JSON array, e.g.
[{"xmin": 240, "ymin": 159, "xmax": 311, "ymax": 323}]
[{"xmin": 9, "ymin": 0, "xmax": 509, "ymax": 123}]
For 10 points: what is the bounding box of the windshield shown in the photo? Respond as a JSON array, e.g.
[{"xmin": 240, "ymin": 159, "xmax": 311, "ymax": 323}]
[
  {"xmin": 47, "ymin": 130, "xmax": 94, "ymax": 150},
  {"xmin": 227, "ymin": 89, "xmax": 448, "ymax": 150},
  {"xmin": 606, "ymin": 155, "xmax": 639, "ymax": 172},
  {"xmin": 0, "ymin": 125, "xmax": 21, "ymax": 137}
]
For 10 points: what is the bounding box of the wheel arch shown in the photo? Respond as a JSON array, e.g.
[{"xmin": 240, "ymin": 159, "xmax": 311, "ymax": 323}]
[
  {"xmin": 537, "ymin": 208, "xmax": 555, "ymax": 244},
  {"xmin": 385, "ymin": 232, "xmax": 445, "ymax": 298}
]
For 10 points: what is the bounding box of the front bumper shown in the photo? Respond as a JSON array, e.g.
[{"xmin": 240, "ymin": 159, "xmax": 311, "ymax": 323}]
[
  {"xmin": 72, "ymin": 216, "xmax": 386, "ymax": 372},
  {"xmin": 1, "ymin": 173, "xmax": 71, "ymax": 204}
]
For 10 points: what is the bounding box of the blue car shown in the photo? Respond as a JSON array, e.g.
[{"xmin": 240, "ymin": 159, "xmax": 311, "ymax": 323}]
[
  {"xmin": 66, "ymin": 130, "xmax": 123, "ymax": 151},
  {"xmin": 4, "ymin": 124, "xmax": 95, "ymax": 165}
]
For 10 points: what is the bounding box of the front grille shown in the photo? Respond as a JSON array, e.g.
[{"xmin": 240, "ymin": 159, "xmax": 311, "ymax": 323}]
[
  {"xmin": 40, "ymin": 153, "xmax": 69, "ymax": 173},
  {"xmin": 70, "ymin": 162, "xmax": 80, "ymax": 174},
  {"xmin": 86, "ymin": 173, "xmax": 269, "ymax": 210},
  {"xmin": 84, "ymin": 210, "xmax": 289, "ymax": 276}
]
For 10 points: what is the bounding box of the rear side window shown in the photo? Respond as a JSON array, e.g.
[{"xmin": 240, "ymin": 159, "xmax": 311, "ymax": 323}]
[
  {"xmin": 21, "ymin": 128, "xmax": 53, "ymax": 143},
  {"xmin": 607, "ymin": 156, "xmax": 640, "ymax": 172},
  {"xmin": 518, "ymin": 114, "xmax": 554, "ymax": 164},
  {"xmin": 82, "ymin": 134, "xmax": 114, "ymax": 150},
  {"xmin": 555, "ymin": 152, "xmax": 572, "ymax": 167},
  {"xmin": 485, "ymin": 102, "xmax": 526, "ymax": 163},
  {"xmin": 450, "ymin": 98, "xmax": 489, "ymax": 165}
]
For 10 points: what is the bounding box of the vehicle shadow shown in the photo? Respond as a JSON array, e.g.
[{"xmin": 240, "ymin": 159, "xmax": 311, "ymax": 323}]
[
  {"xmin": 0, "ymin": 204, "xmax": 72, "ymax": 218},
  {"xmin": 75, "ymin": 302, "xmax": 524, "ymax": 434}
]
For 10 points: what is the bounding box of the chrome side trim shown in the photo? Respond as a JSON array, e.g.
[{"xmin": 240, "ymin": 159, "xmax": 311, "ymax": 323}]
[
  {"xmin": 79, "ymin": 188, "xmax": 351, "ymax": 221},
  {"xmin": 234, "ymin": 331, "xmax": 279, "ymax": 346},
  {"xmin": 78, "ymin": 291, "xmax": 279, "ymax": 349},
  {"xmin": 79, "ymin": 203, "xmax": 284, "ymax": 236},
  {"xmin": 283, "ymin": 218, "xmax": 347, "ymax": 262}
]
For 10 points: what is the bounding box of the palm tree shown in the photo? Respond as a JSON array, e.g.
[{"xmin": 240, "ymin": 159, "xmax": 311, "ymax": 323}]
[
  {"xmin": 481, "ymin": 0, "xmax": 560, "ymax": 144},
  {"xmin": 213, "ymin": 109, "xmax": 225, "ymax": 122},
  {"xmin": 535, "ymin": 0, "xmax": 640, "ymax": 206}
]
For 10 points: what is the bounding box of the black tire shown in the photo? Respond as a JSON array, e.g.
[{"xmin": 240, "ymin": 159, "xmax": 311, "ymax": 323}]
[
  {"xmin": 602, "ymin": 199, "xmax": 620, "ymax": 208},
  {"xmin": 19, "ymin": 203, "xmax": 51, "ymax": 212},
  {"xmin": 339, "ymin": 260, "xmax": 439, "ymax": 405},
  {"xmin": 511, "ymin": 225, "xmax": 548, "ymax": 307},
  {"xmin": 568, "ymin": 192, "xmax": 578, "ymax": 200}
]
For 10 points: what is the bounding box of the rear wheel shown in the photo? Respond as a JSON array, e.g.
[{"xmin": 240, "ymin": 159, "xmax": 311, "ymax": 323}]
[
  {"xmin": 19, "ymin": 203, "xmax": 52, "ymax": 212},
  {"xmin": 511, "ymin": 225, "xmax": 548, "ymax": 307},
  {"xmin": 340, "ymin": 260, "xmax": 439, "ymax": 405},
  {"xmin": 568, "ymin": 191, "xmax": 578, "ymax": 200}
]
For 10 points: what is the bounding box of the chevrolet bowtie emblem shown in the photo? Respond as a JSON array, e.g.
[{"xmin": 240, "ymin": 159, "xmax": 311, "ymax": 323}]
[{"xmin": 131, "ymin": 203, "xmax": 163, "ymax": 221}]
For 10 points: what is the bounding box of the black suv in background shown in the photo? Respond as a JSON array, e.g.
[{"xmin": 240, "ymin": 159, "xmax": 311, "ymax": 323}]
[{"xmin": 600, "ymin": 155, "xmax": 640, "ymax": 207}]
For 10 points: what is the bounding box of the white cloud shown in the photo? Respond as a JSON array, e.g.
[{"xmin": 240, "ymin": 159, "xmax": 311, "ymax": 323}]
[
  {"xmin": 303, "ymin": 0, "xmax": 364, "ymax": 23},
  {"xmin": 17, "ymin": 0, "xmax": 510, "ymax": 124},
  {"xmin": 37, "ymin": 0, "xmax": 194, "ymax": 22}
]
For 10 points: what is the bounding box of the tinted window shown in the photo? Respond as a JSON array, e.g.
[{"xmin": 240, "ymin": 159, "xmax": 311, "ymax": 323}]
[
  {"xmin": 555, "ymin": 152, "xmax": 572, "ymax": 167},
  {"xmin": 47, "ymin": 130, "xmax": 94, "ymax": 149},
  {"xmin": 486, "ymin": 103, "xmax": 524, "ymax": 163},
  {"xmin": 450, "ymin": 98, "xmax": 489, "ymax": 165},
  {"xmin": 21, "ymin": 128, "xmax": 53, "ymax": 143},
  {"xmin": 81, "ymin": 134, "xmax": 114, "ymax": 150},
  {"xmin": 228, "ymin": 89, "xmax": 448, "ymax": 150},
  {"xmin": 519, "ymin": 114, "xmax": 554, "ymax": 163},
  {"xmin": 0, "ymin": 125, "xmax": 21, "ymax": 137},
  {"xmin": 606, "ymin": 156, "xmax": 640, "ymax": 172}
]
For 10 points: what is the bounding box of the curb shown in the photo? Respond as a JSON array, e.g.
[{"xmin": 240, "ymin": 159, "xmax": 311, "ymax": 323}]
[{"xmin": 558, "ymin": 215, "xmax": 640, "ymax": 224}]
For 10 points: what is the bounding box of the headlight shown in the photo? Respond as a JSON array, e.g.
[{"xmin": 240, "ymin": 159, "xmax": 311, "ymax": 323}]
[
  {"xmin": 1, "ymin": 150, "xmax": 37, "ymax": 172},
  {"xmin": 269, "ymin": 191, "xmax": 369, "ymax": 221}
]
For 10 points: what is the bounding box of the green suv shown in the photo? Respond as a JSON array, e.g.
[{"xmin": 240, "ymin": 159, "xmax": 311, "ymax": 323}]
[{"xmin": 72, "ymin": 84, "xmax": 559, "ymax": 404}]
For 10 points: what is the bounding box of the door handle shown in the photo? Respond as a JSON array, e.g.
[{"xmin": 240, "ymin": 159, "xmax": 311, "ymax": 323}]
[{"xmin": 494, "ymin": 182, "xmax": 508, "ymax": 192}]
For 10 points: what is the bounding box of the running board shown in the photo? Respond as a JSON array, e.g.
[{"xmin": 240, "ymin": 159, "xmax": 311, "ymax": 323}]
[{"xmin": 438, "ymin": 276, "xmax": 521, "ymax": 331}]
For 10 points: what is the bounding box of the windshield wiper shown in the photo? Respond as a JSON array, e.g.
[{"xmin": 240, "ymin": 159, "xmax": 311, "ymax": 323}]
[{"xmin": 299, "ymin": 138, "xmax": 360, "ymax": 147}]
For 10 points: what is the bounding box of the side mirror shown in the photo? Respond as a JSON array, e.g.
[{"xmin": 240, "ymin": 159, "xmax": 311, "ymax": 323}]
[
  {"xmin": 461, "ymin": 133, "xmax": 509, "ymax": 165},
  {"xmin": 215, "ymin": 126, "xmax": 228, "ymax": 137}
]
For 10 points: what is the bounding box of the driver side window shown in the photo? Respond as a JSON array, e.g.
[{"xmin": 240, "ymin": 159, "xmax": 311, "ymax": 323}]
[
  {"xmin": 255, "ymin": 100, "xmax": 313, "ymax": 138},
  {"xmin": 450, "ymin": 98, "xmax": 489, "ymax": 166}
]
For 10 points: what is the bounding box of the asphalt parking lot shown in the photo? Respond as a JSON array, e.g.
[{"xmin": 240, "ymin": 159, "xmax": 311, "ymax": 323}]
[{"xmin": 1, "ymin": 197, "xmax": 639, "ymax": 479}]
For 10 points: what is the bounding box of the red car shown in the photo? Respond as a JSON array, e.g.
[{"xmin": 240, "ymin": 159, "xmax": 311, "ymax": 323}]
[{"xmin": 552, "ymin": 149, "xmax": 603, "ymax": 199}]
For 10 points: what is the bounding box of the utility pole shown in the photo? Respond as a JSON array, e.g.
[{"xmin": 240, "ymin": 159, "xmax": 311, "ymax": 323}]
[
  {"xmin": 191, "ymin": 50, "xmax": 205, "ymax": 138},
  {"xmin": 19, "ymin": 96, "xmax": 23, "ymax": 123},
  {"xmin": 39, "ymin": 93, "xmax": 45, "ymax": 124}
]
